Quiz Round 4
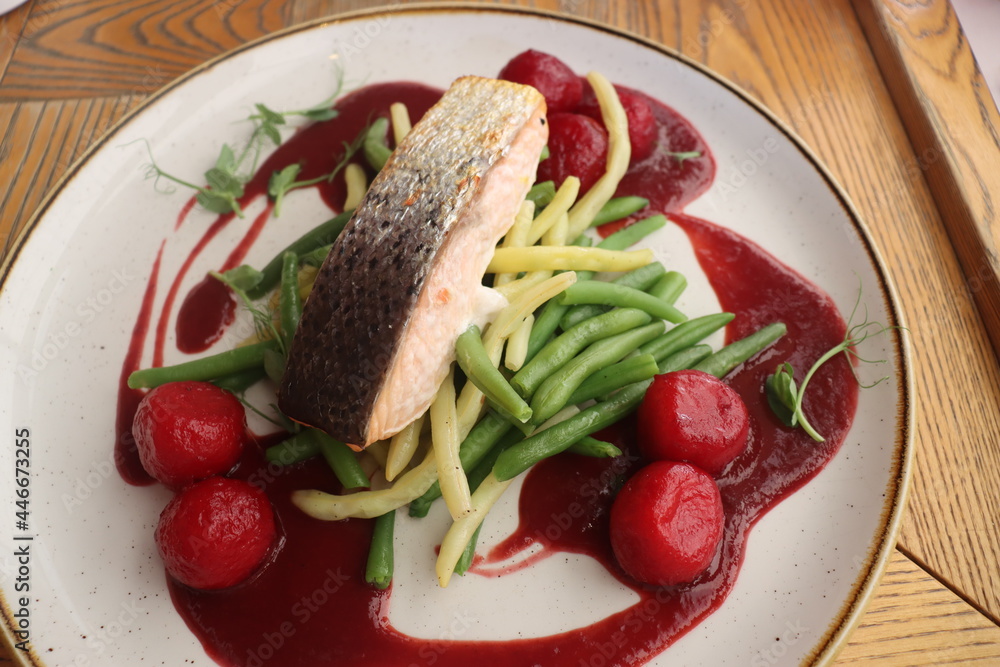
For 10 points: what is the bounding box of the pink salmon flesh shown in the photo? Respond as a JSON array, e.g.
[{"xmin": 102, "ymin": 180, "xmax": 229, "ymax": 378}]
[{"xmin": 279, "ymin": 76, "xmax": 548, "ymax": 448}]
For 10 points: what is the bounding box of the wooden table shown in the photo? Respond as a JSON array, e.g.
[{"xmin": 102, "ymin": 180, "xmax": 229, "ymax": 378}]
[{"xmin": 1, "ymin": 0, "xmax": 998, "ymax": 664}]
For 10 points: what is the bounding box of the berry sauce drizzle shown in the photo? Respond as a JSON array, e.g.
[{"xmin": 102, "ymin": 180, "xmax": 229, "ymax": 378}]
[{"xmin": 115, "ymin": 80, "xmax": 856, "ymax": 666}]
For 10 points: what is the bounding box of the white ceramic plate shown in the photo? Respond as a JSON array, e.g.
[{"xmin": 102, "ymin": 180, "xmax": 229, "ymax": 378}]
[{"xmin": 0, "ymin": 6, "xmax": 912, "ymax": 667}]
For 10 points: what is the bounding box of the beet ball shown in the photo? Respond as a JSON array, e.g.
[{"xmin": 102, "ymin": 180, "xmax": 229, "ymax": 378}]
[
  {"xmin": 610, "ymin": 461, "xmax": 724, "ymax": 586},
  {"xmin": 637, "ymin": 370, "xmax": 750, "ymax": 475},
  {"xmin": 498, "ymin": 49, "xmax": 583, "ymax": 112},
  {"xmin": 155, "ymin": 477, "xmax": 277, "ymax": 590},
  {"xmin": 536, "ymin": 112, "xmax": 609, "ymax": 193},
  {"xmin": 578, "ymin": 85, "xmax": 658, "ymax": 163},
  {"xmin": 133, "ymin": 381, "xmax": 246, "ymax": 488}
]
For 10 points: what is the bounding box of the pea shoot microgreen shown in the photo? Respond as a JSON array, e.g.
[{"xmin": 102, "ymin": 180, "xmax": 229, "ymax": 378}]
[
  {"xmin": 765, "ymin": 286, "xmax": 899, "ymax": 442},
  {"xmin": 656, "ymin": 143, "xmax": 702, "ymax": 165},
  {"xmin": 267, "ymin": 123, "xmax": 369, "ymax": 217},
  {"xmin": 665, "ymin": 150, "xmax": 702, "ymax": 164},
  {"xmin": 210, "ymin": 267, "xmax": 283, "ymax": 354},
  {"xmin": 210, "ymin": 265, "xmax": 308, "ymax": 429},
  {"xmin": 268, "ymin": 164, "xmax": 329, "ymax": 217},
  {"xmin": 140, "ymin": 139, "xmax": 247, "ymax": 217},
  {"xmin": 139, "ymin": 71, "xmax": 345, "ymax": 218}
]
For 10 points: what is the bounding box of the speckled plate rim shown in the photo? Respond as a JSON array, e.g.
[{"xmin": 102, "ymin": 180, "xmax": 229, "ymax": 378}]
[{"xmin": 0, "ymin": 4, "xmax": 914, "ymax": 666}]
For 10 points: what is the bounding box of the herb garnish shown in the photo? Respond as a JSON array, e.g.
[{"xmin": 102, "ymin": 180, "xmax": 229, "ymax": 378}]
[
  {"xmin": 664, "ymin": 150, "xmax": 702, "ymax": 164},
  {"xmin": 140, "ymin": 73, "xmax": 345, "ymax": 218},
  {"xmin": 210, "ymin": 266, "xmax": 282, "ymax": 352},
  {"xmin": 765, "ymin": 286, "xmax": 898, "ymax": 442},
  {"xmin": 656, "ymin": 142, "xmax": 702, "ymax": 165},
  {"xmin": 267, "ymin": 124, "xmax": 369, "ymax": 217}
]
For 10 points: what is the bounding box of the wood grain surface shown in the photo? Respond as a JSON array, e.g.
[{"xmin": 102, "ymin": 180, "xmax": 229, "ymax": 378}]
[
  {"xmin": 855, "ymin": 0, "xmax": 1000, "ymax": 359},
  {"xmin": 1, "ymin": 0, "xmax": 999, "ymax": 665}
]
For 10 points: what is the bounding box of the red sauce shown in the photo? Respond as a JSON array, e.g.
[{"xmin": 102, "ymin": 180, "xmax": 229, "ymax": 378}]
[
  {"xmin": 115, "ymin": 244, "xmax": 163, "ymax": 486},
  {"xmin": 595, "ymin": 86, "xmax": 715, "ymax": 237},
  {"xmin": 155, "ymin": 208, "xmax": 235, "ymax": 367},
  {"xmin": 176, "ymin": 276, "xmax": 237, "ymax": 353},
  {"xmin": 116, "ymin": 80, "xmax": 857, "ymax": 666},
  {"xmin": 615, "ymin": 88, "xmax": 715, "ymax": 214}
]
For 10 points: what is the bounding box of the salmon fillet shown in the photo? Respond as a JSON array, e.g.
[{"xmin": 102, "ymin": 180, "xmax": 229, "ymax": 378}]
[{"xmin": 279, "ymin": 76, "xmax": 548, "ymax": 447}]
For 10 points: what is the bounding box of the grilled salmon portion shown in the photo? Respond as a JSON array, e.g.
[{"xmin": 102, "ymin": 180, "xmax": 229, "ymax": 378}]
[{"xmin": 279, "ymin": 76, "xmax": 548, "ymax": 447}]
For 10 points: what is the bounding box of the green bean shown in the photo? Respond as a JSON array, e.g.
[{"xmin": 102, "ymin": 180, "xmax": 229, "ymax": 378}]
[
  {"xmin": 525, "ymin": 298, "xmax": 570, "ymax": 362},
  {"xmin": 572, "ymin": 233, "xmax": 598, "ymax": 283},
  {"xmin": 127, "ymin": 339, "xmax": 279, "ymax": 389},
  {"xmin": 456, "ymin": 325, "xmax": 532, "ymax": 423},
  {"xmin": 566, "ymin": 353, "xmax": 658, "ymax": 405},
  {"xmin": 280, "ymin": 251, "xmax": 301, "ymax": 350},
  {"xmin": 524, "ymin": 237, "xmax": 594, "ymax": 361},
  {"xmin": 363, "ymin": 117, "xmax": 392, "ymax": 171},
  {"xmin": 408, "ymin": 412, "xmax": 513, "ymax": 517},
  {"xmin": 648, "ymin": 270, "xmax": 687, "ymax": 304},
  {"xmin": 566, "ymin": 436, "xmax": 623, "ymax": 458},
  {"xmin": 494, "ymin": 379, "xmax": 651, "ymax": 481},
  {"xmin": 316, "ymin": 430, "xmax": 370, "ymax": 490},
  {"xmin": 693, "ymin": 322, "xmax": 787, "ymax": 378},
  {"xmin": 530, "ymin": 322, "xmax": 665, "ymax": 424},
  {"xmin": 638, "ymin": 312, "xmax": 735, "ymax": 365},
  {"xmin": 471, "ymin": 430, "xmax": 522, "ymax": 491},
  {"xmin": 452, "ymin": 427, "xmax": 525, "ymax": 575},
  {"xmin": 454, "ymin": 522, "xmax": 482, "ymax": 576},
  {"xmin": 558, "ymin": 281, "xmax": 687, "ymax": 324},
  {"xmin": 365, "ymin": 510, "xmax": 395, "ymax": 589},
  {"xmin": 598, "ymin": 214, "xmax": 666, "ymax": 250},
  {"xmin": 590, "ymin": 196, "xmax": 649, "ymax": 227},
  {"xmin": 246, "ymin": 210, "xmax": 353, "ymax": 299},
  {"xmin": 559, "ymin": 214, "xmax": 661, "ymax": 263},
  {"xmin": 526, "ymin": 180, "xmax": 556, "ymax": 209},
  {"xmin": 265, "ymin": 430, "xmax": 322, "ymax": 465},
  {"xmin": 611, "ymin": 261, "xmax": 667, "ymax": 289},
  {"xmin": 559, "ymin": 262, "xmax": 667, "ymax": 330},
  {"xmin": 538, "ymin": 146, "xmax": 550, "ymax": 162},
  {"xmin": 210, "ymin": 366, "xmax": 266, "ymax": 394},
  {"xmin": 263, "ymin": 347, "xmax": 285, "ymax": 384},
  {"xmin": 453, "ymin": 429, "xmax": 525, "ymax": 575},
  {"xmin": 657, "ymin": 344, "xmax": 713, "ymax": 374},
  {"xmin": 512, "ymin": 308, "xmax": 652, "ymax": 398},
  {"xmin": 487, "ymin": 401, "xmax": 535, "ymax": 436}
]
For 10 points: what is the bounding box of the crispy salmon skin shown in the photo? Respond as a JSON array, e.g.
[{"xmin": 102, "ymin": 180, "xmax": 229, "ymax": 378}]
[{"xmin": 279, "ymin": 76, "xmax": 548, "ymax": 447}]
